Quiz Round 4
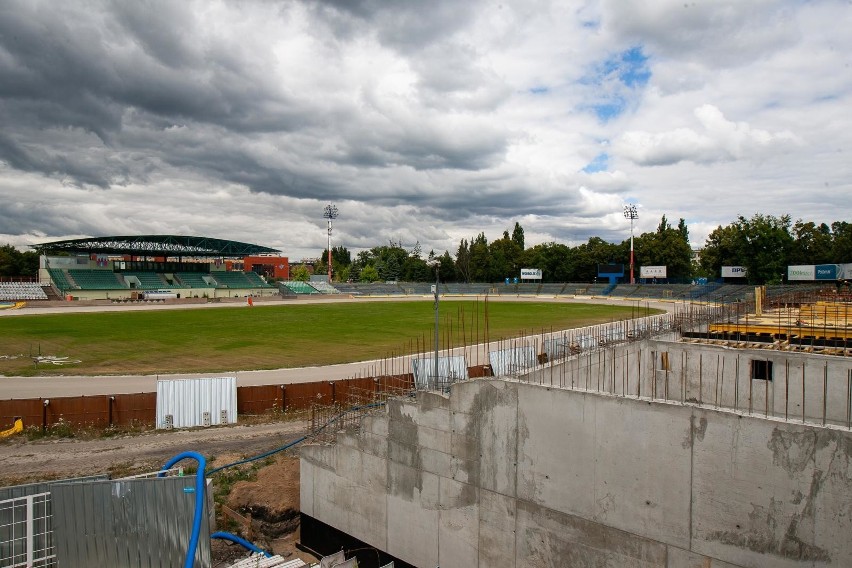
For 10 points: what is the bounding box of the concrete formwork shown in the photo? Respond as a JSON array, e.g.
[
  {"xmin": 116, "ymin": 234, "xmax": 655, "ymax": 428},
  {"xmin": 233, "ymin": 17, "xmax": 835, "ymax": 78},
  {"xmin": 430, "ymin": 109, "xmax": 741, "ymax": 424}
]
[{"xmin": 301, "ymin": 369, "xmax": 852, "ymax": 567}]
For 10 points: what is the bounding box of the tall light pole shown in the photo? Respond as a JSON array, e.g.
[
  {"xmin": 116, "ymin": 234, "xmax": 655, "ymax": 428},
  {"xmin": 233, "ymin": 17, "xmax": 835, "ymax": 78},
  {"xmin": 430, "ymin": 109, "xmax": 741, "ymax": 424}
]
[
  {"xmin": 323, "ymin": 204, "xmax": 339, "ymax": 283},
  {"xmin": 623, "ymin": 204, "xmax": 638, "ymax": 284},
  {"xmin": 426, "ymin": 258, "xmax": 440, "ymax": 390}
]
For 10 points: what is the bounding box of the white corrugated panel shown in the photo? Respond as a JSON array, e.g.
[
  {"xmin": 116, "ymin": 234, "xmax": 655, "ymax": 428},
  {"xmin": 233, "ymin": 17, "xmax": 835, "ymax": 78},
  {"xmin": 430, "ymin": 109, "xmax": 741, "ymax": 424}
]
[
  {"xmin": 156, "ymin": 376, "xmax": 238, "ymax": 429},
  {"xmin": 411, "ymin": 355, "xmax": 469, "ymax": 389},
  {"xmin": 489, "ymin": 346, "xmax": 537, "ymax": 376}
]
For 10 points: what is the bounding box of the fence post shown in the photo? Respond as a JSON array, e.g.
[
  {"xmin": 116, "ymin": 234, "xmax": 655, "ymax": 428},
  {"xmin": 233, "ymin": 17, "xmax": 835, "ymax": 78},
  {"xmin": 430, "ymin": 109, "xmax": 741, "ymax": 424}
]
[{"xmin": 281, "ymin": 385, "xmax": 286, "ymax": 413}]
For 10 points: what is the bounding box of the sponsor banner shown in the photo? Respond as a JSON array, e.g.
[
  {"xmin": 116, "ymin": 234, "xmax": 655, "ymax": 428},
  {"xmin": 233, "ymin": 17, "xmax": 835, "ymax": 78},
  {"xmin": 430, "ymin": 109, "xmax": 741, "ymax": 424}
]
[
  {"xmin": 787, "ymin": 265, "xmax": 815, "ymax": 281},
  {"xmin": 815, "ymin": 264, "xmax": 840, "ymax": 280},
  {"xmin": 520, "ymin": 268, "xmax": 542, "ymax": 280},
  {"xmin": 721, "ymin": 266, "xmax": 747, "ymax": 278},
  {"xmin": 640, "ymin": 266, "xmax": 666, "ymax": 278}
]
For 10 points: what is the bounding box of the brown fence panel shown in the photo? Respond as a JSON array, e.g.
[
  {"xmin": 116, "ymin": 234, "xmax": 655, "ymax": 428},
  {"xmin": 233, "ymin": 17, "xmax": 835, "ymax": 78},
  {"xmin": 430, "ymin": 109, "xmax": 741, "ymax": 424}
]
[
  {"xmin": 376, "ymin": 373, "xmax": 415, "ymax": 393},
  {"xmin": 46, "ymin": 395, "xmax": 110, "ymax": 428},
  {"xmin": 468, "ymin": 365, "xmax": 492, "ymax": 378},
  {"xmin": 284, "ymin": 382, "xmax": 334, "ymax": 411},
  {"xmin": 333, "ymin": 377, "xmax": 376, "ymax": 406},
  {"xmin": 0, "ymin": 399, "xmax": 43, "ymax": 430},
  {"xmin": 238, "ymin": 385, "xmax": 285, "ymax": 414},
  {"xmin": 112, "ymin": 393, "xmax": 156, "ymax": 427}
]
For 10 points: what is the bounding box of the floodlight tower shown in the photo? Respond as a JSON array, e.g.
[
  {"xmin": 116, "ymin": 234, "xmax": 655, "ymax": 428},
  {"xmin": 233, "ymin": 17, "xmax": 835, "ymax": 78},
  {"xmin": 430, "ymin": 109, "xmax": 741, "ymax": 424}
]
[
  {"xmin": 623, "ymin": 204, "xmax": 638, "ymax": 284},
  {"xmin": 426, "ymin": 257, "xmax": 440, "ymax": 390},
  {"xmin": 323, "ymin": 204, "xmax": 339, "ymax": 283}
]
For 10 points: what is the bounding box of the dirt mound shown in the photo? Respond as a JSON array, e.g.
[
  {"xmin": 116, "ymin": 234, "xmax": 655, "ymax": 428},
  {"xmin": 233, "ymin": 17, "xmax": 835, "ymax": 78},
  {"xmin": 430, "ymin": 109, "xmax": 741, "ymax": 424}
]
[{"xmin": 219, "ymin": 455, "xmax": 312, "ymax": 563}]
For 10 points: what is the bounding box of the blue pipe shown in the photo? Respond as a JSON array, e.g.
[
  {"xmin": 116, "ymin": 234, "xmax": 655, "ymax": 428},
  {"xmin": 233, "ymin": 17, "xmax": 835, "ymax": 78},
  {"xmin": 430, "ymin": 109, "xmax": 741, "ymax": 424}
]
[
  {"xmin": 159, "ymin": 451, "xmax": 207, "ymax": 568},
  {"xmin": 207, "ymin": 400, "xmax": 388, "ymax": 476},
  {"xmin": 211, "ymin": 531, "xmax": 272, "ymax": 557}
]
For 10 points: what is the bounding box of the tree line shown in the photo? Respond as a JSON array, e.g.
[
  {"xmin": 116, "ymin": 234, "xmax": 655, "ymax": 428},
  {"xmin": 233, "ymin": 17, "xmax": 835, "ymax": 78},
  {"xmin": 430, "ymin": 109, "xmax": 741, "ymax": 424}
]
[
  {"xmin": 307, "ymin": 214, "xmax": 851, "ymax": 285},
  {"xmin": 3, "ymin": 214, "xmax": 849, "ymax": 285}
]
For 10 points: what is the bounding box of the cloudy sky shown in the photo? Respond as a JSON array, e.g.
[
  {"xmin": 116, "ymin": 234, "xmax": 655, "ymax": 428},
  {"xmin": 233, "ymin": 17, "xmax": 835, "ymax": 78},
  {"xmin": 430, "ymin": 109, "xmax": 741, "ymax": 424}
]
[{"xmin": 0, "ymin": 0, "xmax": 849, "ymax": 260}]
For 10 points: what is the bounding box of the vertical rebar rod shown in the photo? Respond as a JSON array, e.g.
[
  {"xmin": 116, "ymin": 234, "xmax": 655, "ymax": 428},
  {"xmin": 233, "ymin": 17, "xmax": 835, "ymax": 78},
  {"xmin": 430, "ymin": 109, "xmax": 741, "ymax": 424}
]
[
  {"xmin": 802, "ymin": 363, "xmax": 806, "ymax": 423},
  {"xmin": 785, "ymin": 359, "xmax": 789, "ymax": 422},
  {"xmin": 823, "ymin": 362, "xmax": 828, "ymax": 426}
]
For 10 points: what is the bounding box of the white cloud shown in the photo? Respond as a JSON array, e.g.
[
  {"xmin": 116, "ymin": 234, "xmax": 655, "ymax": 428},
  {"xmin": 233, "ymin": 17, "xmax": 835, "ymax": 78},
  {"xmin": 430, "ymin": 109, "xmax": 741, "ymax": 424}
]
[{"xmin": 614, "ymin": 104, "xmax": 801, "ymax": 166}]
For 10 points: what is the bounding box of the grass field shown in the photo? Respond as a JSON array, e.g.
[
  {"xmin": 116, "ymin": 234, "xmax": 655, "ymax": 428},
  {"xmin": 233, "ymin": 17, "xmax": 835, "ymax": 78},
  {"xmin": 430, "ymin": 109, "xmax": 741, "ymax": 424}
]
[{"xmin": 0, "ymin": 300, "xmax": 656, "ymax": 377}]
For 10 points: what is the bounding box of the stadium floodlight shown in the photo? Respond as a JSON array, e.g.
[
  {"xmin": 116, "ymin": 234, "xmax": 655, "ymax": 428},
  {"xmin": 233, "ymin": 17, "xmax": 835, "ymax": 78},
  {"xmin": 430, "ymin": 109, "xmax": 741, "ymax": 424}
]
[
  {"xmin": 623, "ymin": 204, "xmax": 639, "ymax": 284},
  {"xmin": 323, "ymin": 204, "xmax": 339, "ymax": 283},
  {"xmin": 426, "ymin": 258, "xmax": 440, "ymax": 390}
]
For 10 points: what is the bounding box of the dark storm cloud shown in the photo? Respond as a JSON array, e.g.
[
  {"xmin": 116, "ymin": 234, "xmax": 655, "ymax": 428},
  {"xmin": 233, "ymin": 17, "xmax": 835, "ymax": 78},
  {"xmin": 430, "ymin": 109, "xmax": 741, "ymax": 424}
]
[
  {"xmin": 311, "ymin": 0, "xmax": 477, "ymax": 54},
  {"xmin": 0, "ymin": 0, "xmax": 508, "ymax": 206}
]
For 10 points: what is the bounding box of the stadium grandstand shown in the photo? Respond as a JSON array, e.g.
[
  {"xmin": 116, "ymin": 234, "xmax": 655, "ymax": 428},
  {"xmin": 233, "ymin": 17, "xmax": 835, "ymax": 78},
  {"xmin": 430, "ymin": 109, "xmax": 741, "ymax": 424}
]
[
  {"xmin": 0, "ymin": 234, "xmax": 841, "ymax": 304},
  {"xmin": 32, "ymin": 235, "xmax": 287, "ymax": 301}
]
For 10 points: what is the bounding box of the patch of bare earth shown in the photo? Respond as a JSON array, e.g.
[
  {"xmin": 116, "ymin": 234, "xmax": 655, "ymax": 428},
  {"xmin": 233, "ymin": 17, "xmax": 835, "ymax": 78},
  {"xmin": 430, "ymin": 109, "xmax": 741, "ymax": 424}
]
[{"xmin": 213, "ymin": 455, "xmax": 313, "ymax": 566}]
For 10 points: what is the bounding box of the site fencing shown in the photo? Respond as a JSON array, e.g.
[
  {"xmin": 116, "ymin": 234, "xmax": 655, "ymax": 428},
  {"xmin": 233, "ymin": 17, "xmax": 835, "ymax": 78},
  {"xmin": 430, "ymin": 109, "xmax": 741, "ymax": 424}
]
[{"xmin": 0, "ymin": 377, "xmax": 416, "ymax": 431}]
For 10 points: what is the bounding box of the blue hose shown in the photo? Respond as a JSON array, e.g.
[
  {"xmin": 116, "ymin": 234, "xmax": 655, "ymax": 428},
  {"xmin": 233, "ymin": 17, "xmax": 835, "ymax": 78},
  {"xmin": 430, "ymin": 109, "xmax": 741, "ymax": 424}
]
[
  {"xmin": 162, "ymin": 399, "xmax": 393, "ymax": 565},
  {"xmin": 211, "ymin": 531, "xmax": 272, "ymax": 557},
  {"xmin": 207, "ymin": 400, "xmax": 387, "ymax": 476},
  {"xmin": 159, "ymin": 451, "xmax": 207, "ymax": 568}
]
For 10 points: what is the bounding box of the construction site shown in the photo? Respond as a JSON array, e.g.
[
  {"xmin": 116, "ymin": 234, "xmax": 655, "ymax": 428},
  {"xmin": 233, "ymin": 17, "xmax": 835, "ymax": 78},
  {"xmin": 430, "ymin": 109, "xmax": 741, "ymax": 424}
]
[{"xmin": 300, "ymin": 287, "xmax": 852, "ymax": 567}]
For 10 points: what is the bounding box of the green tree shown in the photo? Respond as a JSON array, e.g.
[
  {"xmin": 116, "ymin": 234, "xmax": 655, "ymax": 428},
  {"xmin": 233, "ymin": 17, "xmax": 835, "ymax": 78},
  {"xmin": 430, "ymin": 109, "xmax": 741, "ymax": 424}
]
[
  {"xmin": 699, "ymin": 224, "xmax": 740, "ymax": 278},
  {"xmin": 488, "ymin": 235, "xmax": 522, "ymax": 281},
  {"xmin": 290, "ymin": 265, "xmax": 310, "ymax": 282},
  {"xmin": 574, "ymin": 237, "xmax": 620, "ymax": 282},
  {"xmin": 830, "ymin": 221, "xmax": 852, "ymax": 263},
  {"xmin": 790, "ymin": 221, "xmax": 833, "ymax": 265},
  {"xmin": 521, "ymin": 242, "xmax": 575, "ymax": 282},
  {"xmin": 700, "ymin": 214, "xmax": 793, "ymax": 283},
  {"xmin": 0, "ymin": 245, "xmax": 18, "ymax": 277},
  {"xmin": 632, "ymin": 216, "xmax": 693, "ymax": 279},
  {"xmin": 511, "ymin": 222, "xmax": 525, "ymax": 249},
  {"xmin": 359, "ymin": 265, "xmax": 380, "ymax": 282},
  {"xmin": 469, "ymin": 233, "xmax": 490, "ymax": 282},
  {"xmin": 455, "ymin": 238, "xmax": 471, "ymax": 283}
]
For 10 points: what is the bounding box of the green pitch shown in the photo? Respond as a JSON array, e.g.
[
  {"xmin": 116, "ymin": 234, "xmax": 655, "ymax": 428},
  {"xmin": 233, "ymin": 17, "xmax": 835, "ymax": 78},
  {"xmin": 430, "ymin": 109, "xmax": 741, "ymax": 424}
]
[{"xmin": 0, "ymin": 300, "xmax": 657, "ymax": 377}]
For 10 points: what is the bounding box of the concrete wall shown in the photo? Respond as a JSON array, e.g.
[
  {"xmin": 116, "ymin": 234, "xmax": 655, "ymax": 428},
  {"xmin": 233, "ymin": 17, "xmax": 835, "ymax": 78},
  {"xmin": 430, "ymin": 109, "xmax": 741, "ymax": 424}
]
[
  {"xmin": 301, "ymin": 375, "xmax": 852, "ymax": 567},
  {"xmin": 521, "ymin": 339, "xmax": 852, "ymax": 429}
]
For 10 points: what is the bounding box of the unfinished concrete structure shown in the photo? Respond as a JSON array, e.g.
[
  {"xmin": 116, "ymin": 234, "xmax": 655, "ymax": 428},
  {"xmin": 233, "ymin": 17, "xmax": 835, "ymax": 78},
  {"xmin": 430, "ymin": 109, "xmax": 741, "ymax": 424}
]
[{"xmin": 301, "ymin": 298, "xmax": 852, "ymax": 567}]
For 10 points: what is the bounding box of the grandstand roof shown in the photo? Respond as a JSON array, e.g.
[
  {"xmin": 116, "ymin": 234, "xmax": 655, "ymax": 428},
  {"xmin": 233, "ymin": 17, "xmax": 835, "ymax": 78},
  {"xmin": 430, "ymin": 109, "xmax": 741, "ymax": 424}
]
[{"xmin": 32, "ymin": 235, "xmax": 280, "ymax": 258}]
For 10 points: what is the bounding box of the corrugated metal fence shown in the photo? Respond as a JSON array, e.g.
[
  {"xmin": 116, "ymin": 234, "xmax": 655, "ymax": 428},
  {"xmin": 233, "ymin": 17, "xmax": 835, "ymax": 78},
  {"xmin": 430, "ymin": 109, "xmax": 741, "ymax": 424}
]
[{"xmin": 0, "ymin": 375, "xmax": 417, "ymax": 430}]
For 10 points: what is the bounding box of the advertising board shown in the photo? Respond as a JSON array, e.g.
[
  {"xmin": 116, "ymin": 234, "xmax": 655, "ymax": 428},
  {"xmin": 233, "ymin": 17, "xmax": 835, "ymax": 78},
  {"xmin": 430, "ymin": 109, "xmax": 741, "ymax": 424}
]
[
  {"xmin": 815, "ymin": 264, "xmax": 840, "ymax": 281},
  {"xmin": 639, "ymin": 266, "xmax": 666, "ymax": 278},
  {"xmin": 788, "ymin": 265, "xmax": 815, "ymax": 281},
  {"xmin": 520, "ymin": 268, "xmax": 542, "ymax": 280},
  {"xmin": 721, "ymin": 266, "xmax": 747, "ymax": 278}
]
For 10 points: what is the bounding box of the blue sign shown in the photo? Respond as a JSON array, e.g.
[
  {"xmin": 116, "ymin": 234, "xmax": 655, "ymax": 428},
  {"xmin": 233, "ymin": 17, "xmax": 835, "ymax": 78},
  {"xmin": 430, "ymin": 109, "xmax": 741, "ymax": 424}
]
[
  {"xmin": 815, "ymin": 264, "xmax": 839, "ymax": 280},
  {"xmin": 505, "ymin": 278, "xmax": 510, "ymax": 285},
  {"xmin": 513, "ymin": 277, "xmax": 519, "ymax": 284}
]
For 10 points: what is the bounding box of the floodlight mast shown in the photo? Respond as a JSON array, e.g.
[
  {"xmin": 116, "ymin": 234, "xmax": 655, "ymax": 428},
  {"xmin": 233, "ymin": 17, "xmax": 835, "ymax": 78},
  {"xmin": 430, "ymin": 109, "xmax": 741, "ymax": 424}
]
[
  {"xmin": 623, "ymin": 204, "xmax": 638, "ymax": 284},
  {"xmin": 323, "ymin": 204, "xmax": 339, "ymax": 283},
  {"xmin": 426, "ymin": 258, "xmax": 440, "ymax": 390}
]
